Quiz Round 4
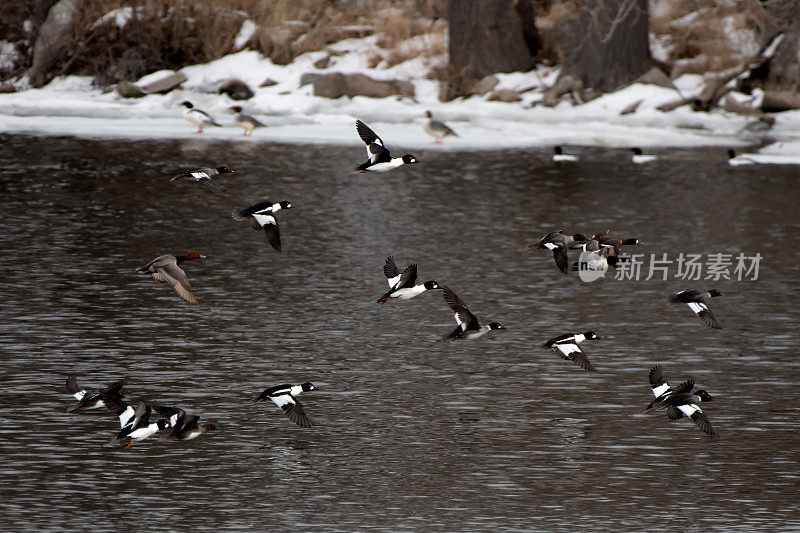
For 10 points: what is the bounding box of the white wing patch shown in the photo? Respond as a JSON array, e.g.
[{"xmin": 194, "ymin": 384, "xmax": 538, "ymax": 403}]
[
  {"xmin": 542, "ymin": 242, "xmax": 559, "ymax": 250},
  {"xmin": 252, "ymin": 213, "xmax": 276, "ymax": 227},
  {"xmin": 119, "ymin": 406, "xmax": 135, "ymax": 428},
  {"xmin": 678, "ymin": 403, "xmax": 701, "ymax": 417},
  {"xmin": 651, "ymin": 383, "xmax": 671, "ymax": 398},
  {"xmin": 190, "ymin": 171, "xmax": 207, "ymax": 180},
  {"xmin": 365, "ymin": 159, "xmax": 403, "ymax": 172},
  {"xmin": 555, "ymin": 343, "xmax": 581, "ymax": 357},
  {"xmin": 73, "ymin": 390, "xmax": 87, "ymax": 401},
  {"xmin": 387, "ymin": 274, "xmax": 402, "ymax": 288},
  {"xmin": 687, "ymin": 302, "xmax": 707, "ymax": 314},
  {"xmin": 269, "ymin": 394, "xmax": 295, "ymax": 409}
]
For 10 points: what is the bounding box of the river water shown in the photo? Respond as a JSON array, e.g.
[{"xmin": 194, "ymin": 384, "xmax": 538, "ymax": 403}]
[{"xmin": 1, "ymin": 133, "xmax": 799, "ymax": 531}]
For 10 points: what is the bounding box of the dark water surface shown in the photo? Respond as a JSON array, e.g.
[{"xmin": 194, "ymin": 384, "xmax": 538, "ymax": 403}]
[{"xmin": 1, "ymin": 134, "xmax": 799, "ymax": 531}]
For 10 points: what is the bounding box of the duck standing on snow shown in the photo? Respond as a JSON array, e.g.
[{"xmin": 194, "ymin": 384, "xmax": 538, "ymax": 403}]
[
  {"xmin": 630, "ymin": 147, "xmax": 658, "ymax": 163},
  {"xmin": 441, "ymin": 285, "xmax": 506, "ymax": 340},
  {"xmin": 180, "ymin": 101, "xmax": 221, "ymax": 134},
  {"xmin": 552, "ymin": 146, "xmax": 578, "ymax": 162},
  {"xmin": 136, "ymin": 251, "xmax": 205, "ymax": 304},
  {"xmin": 355, "ymin": 119, "xmax": 418, "ymax": 172},
  {"xmin": 231, "ymin": 200, "xmax": 293, "ymax": 252},
  {"xmin": 669, "ymin": 289, "xmax": 724, "ymax": 329},
  {"xmin": 229, "ymin": 106, "xmax": 265, "ymax": 136},
  {"xmin": 424, "ymin": 110, "xmax": 458, "ymax": 144},
  {"xmin": 645, "ymin": 365, "xmax": 718, "ymax": 437},
  {"xmin": 171, "ymin": 166, "xmax": 234, "ymax": 193},
  {"xmin": 377, "ymin": 255, "xmax": 441, "ymax": 303},
  {"xmin": 255, "ymin": 383, "xmax": 317, "ymax": 427},
  {"xmin": 542, "ymin": 331, "xmax": 599, "ymax": 372}
]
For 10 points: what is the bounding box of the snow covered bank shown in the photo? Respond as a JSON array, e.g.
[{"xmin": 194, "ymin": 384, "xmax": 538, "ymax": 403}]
[{"xmin": 2, "ymin": 34, "xmax": 800, "ymax": 153}]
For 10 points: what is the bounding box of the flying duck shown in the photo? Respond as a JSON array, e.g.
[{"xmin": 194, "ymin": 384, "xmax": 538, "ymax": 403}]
[
  {"xmin": 630, "ymin": 147, "xmax": 658, "ymax": 164},
  {"xmin": 136, "ymin": 251, "xmax": 205, "ymax": 304},
  {"xmin": 441, "ymin": 285, "xmax": 505, "ymax": 340},
  {"xmin": 377, "ymin": 255, "xmax": 441, "ymax": 303},
  {"xmin": 162, "ymin": 411, "xmax": 216, "ymax": 441},
  {"xmin": 727, "ymin": 149, "xmax": 756, "ymax": 166},
  {"xmin": 423, "ymin": 110, "xmax": 458, "ymax": 144},
  {"xmin": 229, "ymin": 106, "xmax": 265, "ymax": 136},
  {"xmin": 231, "ymin": 200, "xmax": 293, "ymax": 252},
  {"xmin": 171, "ymin": 166, "xmax": 234, "ymax": 192},
  {"xmin": 255, "ymin": 383, "xmax": 316, "ymax": 427},
  {"xmin": 102, "ymin": 394, "xmax": 181, "ymax": 447},
  {"xmin": 592, "ymin": 230, "xmax": 640, "ymax": 255},
  {"xmin": 66, "ymin": 375, "xmax": 125, "ymax": 412},
  {"xmin": 114, "ymin": 400, "xmax": 175, "ymax": 448},
  {"xmin": 645, "ymin": 364, "xmax": 718, "ymax": 437},
  {"xmin": 542, "ymin": 331, "xmax": 599, "ymax": 372},
  {"xmin": 552, "ymin": 146, "xmax": 578, "ymax": 162},
  {"xmin": 180, "ymin": 101, "xmax": 221, "ymax": 134},
  {"xmin": 355, "ymin": 120, "xmax": 418, "ymax": 172},
  {"xmin": 669, "ymin": 289, "xmax": 724, "ymax": 329},
  {"xmin": 527, "ymin": 230, "xmax": 589, "ymax": 274}
]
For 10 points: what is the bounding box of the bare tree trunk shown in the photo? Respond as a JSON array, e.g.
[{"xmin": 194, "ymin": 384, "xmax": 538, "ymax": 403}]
[
  {"xmin": 444, "ymin": 0, "xmax": 540, "ymax": 100},
  {"xmin": 557, "ymin": 0, "xmax": 652, "ymax": 95}
]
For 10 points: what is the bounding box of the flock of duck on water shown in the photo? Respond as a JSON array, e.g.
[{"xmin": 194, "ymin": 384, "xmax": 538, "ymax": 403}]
[{"xmin": 66, "ymin": 111, "xmax": 728, "ymax": 448}]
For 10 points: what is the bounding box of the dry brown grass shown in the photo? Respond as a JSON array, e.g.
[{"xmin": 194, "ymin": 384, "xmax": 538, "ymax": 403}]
[
  {"xmin": 58, "ymin": 0, "xmax": 445, "ymax": 85},
  {"xmin": 650, "ymin": 0, "xmax": 767, "ymax": 75}
]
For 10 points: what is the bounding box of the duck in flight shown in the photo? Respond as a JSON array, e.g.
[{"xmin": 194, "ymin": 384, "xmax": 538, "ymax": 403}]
[
  {"xmin": 255, "ymin": 382, "xmax": 316, "ymax": 427},
  {"xmin": 136, "ymin": 251, "xmax": 205, "ymax": 304},
  {"xmin": 231, "ymin": 200, "xmax": 294, "ymax": 252},
  {"xmin": 441, "ymin": 285, "xmax": 505, "ymax": 340},
  {"xmin": 527, "ymin": 230, "xmax": 588, "ymax": 274},
  {"xmin": 542, "ymin": 331, "xmax": 599, "ymax": 372},
  {"xmin": 645, "ymin": 364, "xmax": 718, "ymax": 437},
  {"xmin": 171, "ymin": 166, "xmax": 234, "ymax": 193},
  {"xmin": 65, "ymin": 375, "xmax": 125, "ymax": 412},
  {"xmin": 377, "ymin": 255, "xmax": 441, "ymax": 303},
  {"xmin": 669, "ymin": 289, "xmax": 724, "ymax": 329},
  {"xmin": 355, "ymin": 120, "xmax": 418, "ymax": 172}
]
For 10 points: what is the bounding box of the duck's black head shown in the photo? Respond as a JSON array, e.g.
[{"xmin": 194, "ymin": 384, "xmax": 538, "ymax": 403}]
[
  {"xmin": 554, "ymin": 146, "xmax": 563, "ymax": 154},
  {"xmin": 425, "ymin": 110, "xmax": 432, "ymax": 118},
  {"xmin": 584, "ymin": 331, "xmax": 599, "ymax": 340},
  {"xmin": 423, "ymin": 280, "xmax": 441, "ymax": 290},
  {"xmin": 301, "ymin": 382, "xmax": 315, "ymax": 392},
  {"xmin": 707, "ymin": 289, "xmax": 724, "ymax": 298},
  {"xmin": 229, "ymin": 105, "xmax": 243, "ymax": 113},
  {"xmin": 278, "ymin": 200, "xmax": 294, "ymax": 210},
  {"xmin": 216, "ymin": 166, "xmax": 234, "ymax": 174},
  {"xmin": 180, "ymin": 101, "xmax": 193, "ymax": 109},
  {"xmin": 402, "ymin": 154, "xmax": 418, "ymax": 164},
  {"xmin": 631, "ymin": 147, "xmax": 642, "ymax": 155},
  {"xmin": 488, "ymin": 322, "xmax": 506, "ymax": 331},
  {"xmin": 727, "ymin": 149, "xmax": 736, "ymax": 158},
  {"xmin": 696, "ymin": 389, "xmax": 714, "ymax": 402},
  {"xmin": 156, "ymin": 419, "xmax": 172, "ymax": 430}
]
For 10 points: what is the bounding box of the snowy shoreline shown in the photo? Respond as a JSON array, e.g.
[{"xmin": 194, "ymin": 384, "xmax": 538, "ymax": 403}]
[{"xmin": 2, "ymin": 42, "xmax": 800, "ymax": 153}]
